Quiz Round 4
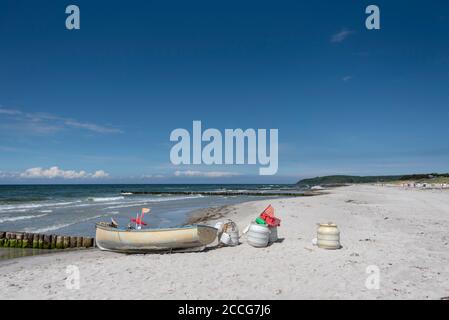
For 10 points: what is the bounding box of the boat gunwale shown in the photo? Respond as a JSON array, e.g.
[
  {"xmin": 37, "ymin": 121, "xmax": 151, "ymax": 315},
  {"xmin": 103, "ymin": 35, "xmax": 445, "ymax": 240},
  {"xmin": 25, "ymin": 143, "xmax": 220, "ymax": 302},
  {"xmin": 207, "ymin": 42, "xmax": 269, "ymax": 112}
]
[{"xmin": 95, "ymin": 223, "xmax": 217, "ymax": 233}]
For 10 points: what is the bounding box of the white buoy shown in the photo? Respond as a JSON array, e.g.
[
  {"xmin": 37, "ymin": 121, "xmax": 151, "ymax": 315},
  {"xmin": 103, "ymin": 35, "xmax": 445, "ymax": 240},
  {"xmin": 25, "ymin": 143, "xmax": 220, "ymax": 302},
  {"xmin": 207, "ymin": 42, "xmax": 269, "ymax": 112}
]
[
  {"xmin": 247, "ymin": 223, "xmax": 270, "ymax": 248},
  {"xmin": 317, "ymin": 223, "xmax": 341, "ymax": 250}
]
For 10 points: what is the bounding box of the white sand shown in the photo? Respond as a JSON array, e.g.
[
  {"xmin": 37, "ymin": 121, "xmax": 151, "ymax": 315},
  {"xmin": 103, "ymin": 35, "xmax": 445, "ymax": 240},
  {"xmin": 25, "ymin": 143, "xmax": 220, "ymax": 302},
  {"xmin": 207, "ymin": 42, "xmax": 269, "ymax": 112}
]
[{"xmin": 1, "ymin": 185, "xmax": 449, "ymax": 300}]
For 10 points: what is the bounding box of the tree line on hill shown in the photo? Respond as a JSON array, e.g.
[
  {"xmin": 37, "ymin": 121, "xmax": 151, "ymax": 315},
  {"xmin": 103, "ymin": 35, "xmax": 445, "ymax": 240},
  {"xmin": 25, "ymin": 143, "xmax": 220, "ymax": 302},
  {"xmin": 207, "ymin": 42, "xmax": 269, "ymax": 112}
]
[{"xmin": 296, "ymin": 173, "xmax": 449, "ymax": 187}]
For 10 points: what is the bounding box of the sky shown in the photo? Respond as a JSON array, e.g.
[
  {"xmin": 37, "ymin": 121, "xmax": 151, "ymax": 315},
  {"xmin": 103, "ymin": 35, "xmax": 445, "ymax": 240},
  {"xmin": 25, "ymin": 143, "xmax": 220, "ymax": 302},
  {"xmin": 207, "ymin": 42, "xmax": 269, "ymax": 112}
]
[{"xmin": 0, "ymin": 0, "xmax": 448, "ymax": 184}]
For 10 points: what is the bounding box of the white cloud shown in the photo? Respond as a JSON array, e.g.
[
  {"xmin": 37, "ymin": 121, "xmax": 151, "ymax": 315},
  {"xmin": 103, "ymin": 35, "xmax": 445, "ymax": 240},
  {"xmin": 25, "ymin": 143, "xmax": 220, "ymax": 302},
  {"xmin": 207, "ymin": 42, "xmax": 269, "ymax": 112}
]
[
  {"xmin": 330, "ymin": 29, "xmax": 355, "ymax": 43},
  {"xmin": 0, "ymin": 108, "xmax": 22, "ymax": 115},
  {"xmin": 63, "ymin": 120, "xmax": 122, "ymax": 134},
  {"xmin": 0, "ymin": 107, "xmax": 122, "ymax": 134},
  {"xmin": 141, "ymin": 174, "xmax": 165, "ymax": 179},
  {"xmin": 174, "ymin": 170, "xmax": 239, "ymax": 178},
  {"xmin": 342, "ymin": 75, "xmax": 354, "ymax": 82},
  {"xmin": 91, "ymin": 170, "xmax": 109, "ymax": 178},
  {"xmin": 19, "ymin": 166, "xmax": 110, "ymax": 179}
]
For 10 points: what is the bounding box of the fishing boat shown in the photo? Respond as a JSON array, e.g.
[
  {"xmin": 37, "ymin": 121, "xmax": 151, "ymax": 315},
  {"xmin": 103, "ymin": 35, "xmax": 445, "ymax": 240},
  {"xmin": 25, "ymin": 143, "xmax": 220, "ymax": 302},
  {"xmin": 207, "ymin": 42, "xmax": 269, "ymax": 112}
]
[{"xmin": 95, "ymin": 223, "xmax": 218, "ymax": 253}]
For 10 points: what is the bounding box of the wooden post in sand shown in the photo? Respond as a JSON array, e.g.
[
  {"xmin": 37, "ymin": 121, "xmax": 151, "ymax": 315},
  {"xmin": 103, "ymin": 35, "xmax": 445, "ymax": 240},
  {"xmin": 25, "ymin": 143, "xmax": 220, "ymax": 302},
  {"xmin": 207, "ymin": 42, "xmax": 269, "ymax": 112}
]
[
  {"xmin": 0, "ymin": 232, "xmax": 5, "ymax": 247},
  {"xmin": 63, "ymin": 236, "xmax": 70, "ymax": 249},
  {"xmin": 5, "ymin": 232, "xmax": 12, "ymax": 247},
  {"xmin": 9, "ymin": 233, "xmax": 17, "ymax": 248},
  {"xmin": 15, "ymin": 233, "xmax": 23, "ymax": 248},
  {"xmin": 55, "ymin": 236, "xmax": 63, "ymax": 249},
  {"xmin": 38, "ymin": 234, "xmax": 44, "ymax": 249},
  {"xmin": 82, "ymin": 237, "xmax": 93, "ymax": 248},
  {"xmin": 28, "ymin": 233, "xmax": 35, "ymax": 248},
  {"xmin": 22, "ymin": 233, "xmax": 30, "ymax": 248},
  {"xmin": 32, "ymin": 234, "xmax": 39, "ymax": 249},
  {"xmin": 69, "ymin": 236, "xmax": 77, "ymax": 248},
  {"xmin": 43, "ymin": 234, "xmax": 51, "ymax": 249},
  {"xmin": 76, "ymin": 236, "xmax": 83, "ymax": 248},
  {"xmin": 28, "ymin": 233, "xmax": 34, "ymax": 248},
  {"xmin": 51, "ymin": 235, "xmax": 57, "ymax": 249}
]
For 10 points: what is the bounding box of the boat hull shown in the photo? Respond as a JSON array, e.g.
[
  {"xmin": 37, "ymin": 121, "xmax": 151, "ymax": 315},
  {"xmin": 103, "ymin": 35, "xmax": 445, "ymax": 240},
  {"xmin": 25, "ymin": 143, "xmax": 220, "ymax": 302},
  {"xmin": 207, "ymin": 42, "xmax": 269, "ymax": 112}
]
[{"xmin": 95, "ymin": 224, "xmax": 217, "ymax": 253}]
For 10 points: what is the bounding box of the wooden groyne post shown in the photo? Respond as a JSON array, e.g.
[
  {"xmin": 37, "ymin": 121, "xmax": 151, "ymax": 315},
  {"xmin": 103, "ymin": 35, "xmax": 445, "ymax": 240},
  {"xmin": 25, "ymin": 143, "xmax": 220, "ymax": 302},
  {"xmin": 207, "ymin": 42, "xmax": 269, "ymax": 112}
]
[
  {"xmin": 120, "ymin": 190, "xmax": 314, "ymax": 197},
  {"xmin": 0, "ymin": 231, "xmax": 95, "ymax": 250}
]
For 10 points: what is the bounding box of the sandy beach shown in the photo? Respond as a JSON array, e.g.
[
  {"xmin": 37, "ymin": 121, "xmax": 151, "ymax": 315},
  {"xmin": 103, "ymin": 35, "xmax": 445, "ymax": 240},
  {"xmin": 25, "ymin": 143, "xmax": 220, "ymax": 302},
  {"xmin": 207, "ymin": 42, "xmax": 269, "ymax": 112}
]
[{"xmin": 1, "ymin": 184, "xmax": 448, "ymax": 300}]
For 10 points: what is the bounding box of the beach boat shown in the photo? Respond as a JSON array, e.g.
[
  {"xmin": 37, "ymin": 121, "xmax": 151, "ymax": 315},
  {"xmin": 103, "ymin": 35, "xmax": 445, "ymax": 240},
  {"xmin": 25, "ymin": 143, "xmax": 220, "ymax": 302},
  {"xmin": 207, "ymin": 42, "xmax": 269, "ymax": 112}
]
[{"xmin": 95, "ymin": 223, "xmax": 217, "ymax": 253}]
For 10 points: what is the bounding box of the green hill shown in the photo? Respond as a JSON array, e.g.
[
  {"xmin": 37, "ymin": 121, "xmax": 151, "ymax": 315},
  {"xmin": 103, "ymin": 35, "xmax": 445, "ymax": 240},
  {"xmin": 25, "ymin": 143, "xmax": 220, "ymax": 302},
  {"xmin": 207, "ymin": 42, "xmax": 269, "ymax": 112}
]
[{"xmin": 296, "ymin": 173, "xmax": 449, "ymax": 187}]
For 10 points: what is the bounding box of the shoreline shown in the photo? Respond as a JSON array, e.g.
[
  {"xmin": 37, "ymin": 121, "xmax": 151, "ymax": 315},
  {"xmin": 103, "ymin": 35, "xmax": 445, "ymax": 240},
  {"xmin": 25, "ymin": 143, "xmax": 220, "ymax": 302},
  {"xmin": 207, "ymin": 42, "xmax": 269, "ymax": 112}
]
[
  {"xmin": 1, "ymin": 184, "xmax": 448, "ymax": 299},
  {"xmin": 185, "ymin": 205, "xmax": 235, "ymax": 225},
  {"xmin": 121, "ymin": 190, "xmax": 316, "ymax": 197},
  {"xmin": 185, "ymin": 190, "xmax": 325, "ymax": 225}
]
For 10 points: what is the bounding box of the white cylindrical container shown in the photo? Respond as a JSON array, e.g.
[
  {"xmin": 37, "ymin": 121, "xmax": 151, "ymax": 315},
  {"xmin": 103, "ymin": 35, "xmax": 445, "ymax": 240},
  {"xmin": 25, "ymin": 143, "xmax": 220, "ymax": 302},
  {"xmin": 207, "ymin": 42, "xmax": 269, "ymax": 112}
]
[
  {"xmin": 269, "ymin": 226, "xmax": 278, "ymax": 243},
  {"xmin": 247, "ymin": 223, "xmax": 270, "ymax": 248},
  {"xmin": 317, "ymin": 223, "xmax": 341, "ymax": 250}
]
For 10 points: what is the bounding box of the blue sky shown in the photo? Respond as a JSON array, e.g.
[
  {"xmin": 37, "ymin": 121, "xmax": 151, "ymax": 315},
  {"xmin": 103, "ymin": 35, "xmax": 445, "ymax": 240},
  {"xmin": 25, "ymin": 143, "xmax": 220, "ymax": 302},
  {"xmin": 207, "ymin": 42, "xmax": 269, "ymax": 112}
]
[{"xmin": 0, "ymin": 0, "xmax": 448, "ymax": 184}]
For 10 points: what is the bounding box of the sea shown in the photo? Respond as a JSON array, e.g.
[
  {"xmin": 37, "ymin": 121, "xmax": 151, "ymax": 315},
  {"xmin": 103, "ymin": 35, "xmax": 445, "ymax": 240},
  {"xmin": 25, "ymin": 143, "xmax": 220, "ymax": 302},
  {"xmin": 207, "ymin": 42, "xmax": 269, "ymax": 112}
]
[{"xmin": 0, "ymin": 184, "xmax": 302, "ymax": 237}]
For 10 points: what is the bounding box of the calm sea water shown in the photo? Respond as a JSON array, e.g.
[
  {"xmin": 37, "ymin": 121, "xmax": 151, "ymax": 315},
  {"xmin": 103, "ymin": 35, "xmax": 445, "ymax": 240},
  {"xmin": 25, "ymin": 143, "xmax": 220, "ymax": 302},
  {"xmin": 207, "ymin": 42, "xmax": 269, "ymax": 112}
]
[{"xmin": 0, "ymin": 184, "xmax": 301, "ymax": 237}]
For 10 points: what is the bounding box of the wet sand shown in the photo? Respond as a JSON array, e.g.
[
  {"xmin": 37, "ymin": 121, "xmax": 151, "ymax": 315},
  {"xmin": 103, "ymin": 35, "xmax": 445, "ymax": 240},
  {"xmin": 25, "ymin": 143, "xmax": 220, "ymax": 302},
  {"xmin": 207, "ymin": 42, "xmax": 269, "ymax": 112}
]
[{"xmin": 186, "ymin": 205, "xmax": 237, "ymax": 224}]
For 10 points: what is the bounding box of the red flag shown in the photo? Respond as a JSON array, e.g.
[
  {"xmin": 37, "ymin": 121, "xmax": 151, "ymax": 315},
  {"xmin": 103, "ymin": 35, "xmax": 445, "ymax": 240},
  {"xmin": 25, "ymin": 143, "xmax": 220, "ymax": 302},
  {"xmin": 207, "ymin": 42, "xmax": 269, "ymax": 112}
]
[
  {"xmin": 131, "ymin": 208, "xmax": 151, "ymax": 227},
  {"xmin": 131, "ymin": 217, "xmax": 147, "ymax": 226},
  {"xmin": 261, "ymin": 204, "xmax": 274, "ymax": 217},
  {"xmin": 260, "ymin": 204, "xmax": 280, "ymax": 227}
]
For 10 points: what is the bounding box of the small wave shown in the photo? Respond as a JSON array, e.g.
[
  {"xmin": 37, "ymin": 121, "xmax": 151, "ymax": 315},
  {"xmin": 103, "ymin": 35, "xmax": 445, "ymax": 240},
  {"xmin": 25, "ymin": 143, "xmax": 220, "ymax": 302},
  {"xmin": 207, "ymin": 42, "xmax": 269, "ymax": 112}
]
[
  {"xmin": 104, "ymin": 202, "xmax": 151, "ymax": 210},
  {"xmin": 104, "ymin": 195, "xmax": 204, "ymax": 210},
  {"xmin": 120, "ymin": 192, "xmax": 133, "ymax": 195},
  {"xmin": 0, "ymin": 213, "xmax": 48, "ymax": 223},
  {"xmin": 0, "ymin": 201, "xmax": 81, "ymax": 212},
  {"xmin": 0, "ymin": 197, "xmax": 49, "ymax": 204},
  {"xmin": 24, "ymin": 212, "xmax": 120, "ymax": 233},
  {"xmin": 26, "ymin": 223, "xmax": 73, "ymax": 233},
  {"xmin": 39, "ymin": 210, "xmax": 53, "ymax": 213},
  {"xmin": 89, "ymin": 196, "xmax": 125, "ymax": 202},
  {"xmin": 86, "ymin": 212, "xmax": 119, "ymax": 220}
]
